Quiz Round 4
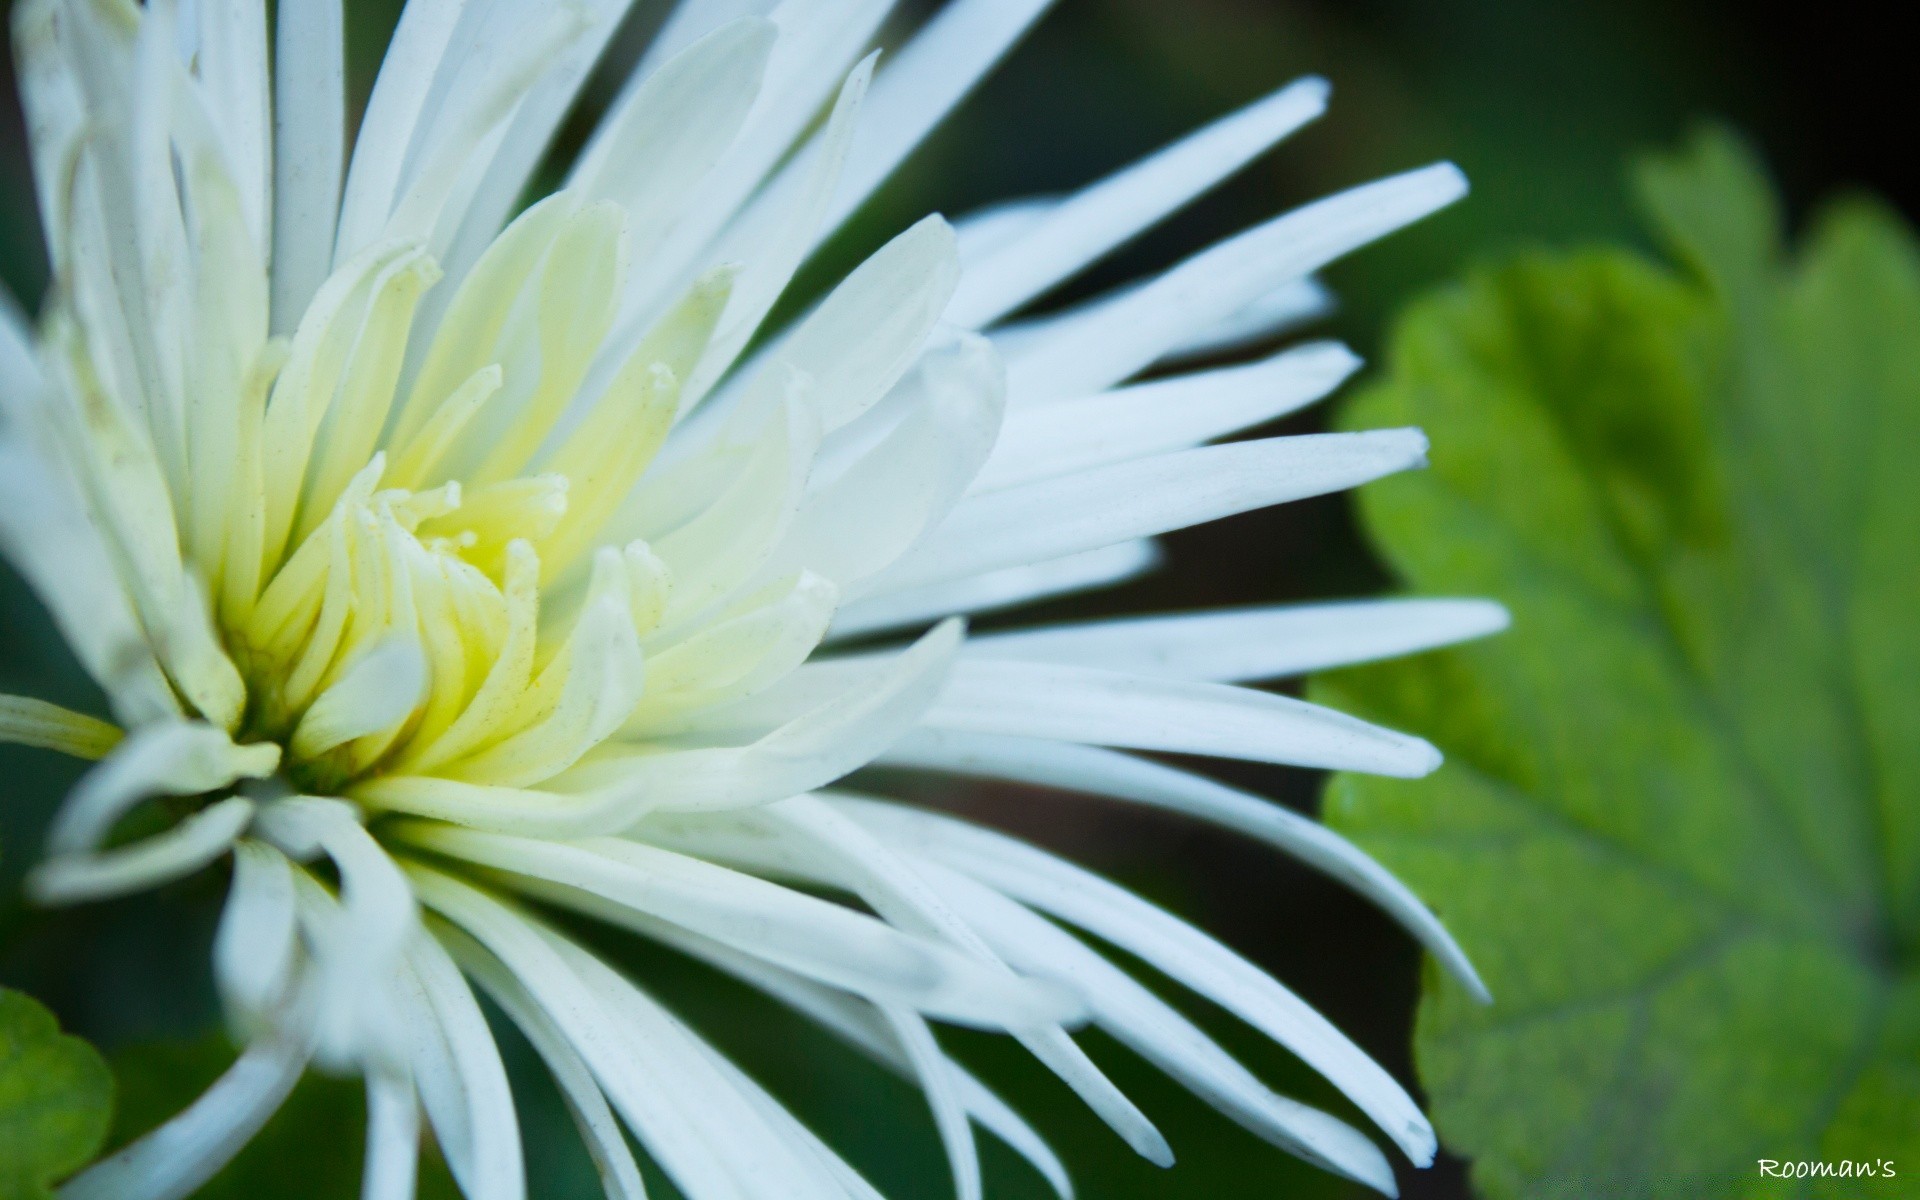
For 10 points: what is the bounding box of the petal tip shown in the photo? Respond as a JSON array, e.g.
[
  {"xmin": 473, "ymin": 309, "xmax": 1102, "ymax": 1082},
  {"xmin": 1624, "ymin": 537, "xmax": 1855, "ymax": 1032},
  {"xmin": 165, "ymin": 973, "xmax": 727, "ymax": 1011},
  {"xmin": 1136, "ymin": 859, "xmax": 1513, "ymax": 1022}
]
[
  {"xmin": 1404, "ymin": 737, "xmax": 1444, "ymax": 777},
  {"xmin": 1425, "ymin": 160, "xmax": 1471, "ymax": 203},
  {"xmin": 1288, "ymin": 74, "xmax": 1333, "ymax": 109}
]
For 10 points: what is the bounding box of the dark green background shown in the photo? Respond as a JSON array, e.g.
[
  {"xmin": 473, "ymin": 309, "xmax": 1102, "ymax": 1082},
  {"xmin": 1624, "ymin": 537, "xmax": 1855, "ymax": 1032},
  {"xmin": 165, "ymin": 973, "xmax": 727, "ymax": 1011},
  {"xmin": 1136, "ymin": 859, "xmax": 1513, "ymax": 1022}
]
[{"xmin": 0, "ymin": 1, "xmax": 1907, "ymax": 1196}]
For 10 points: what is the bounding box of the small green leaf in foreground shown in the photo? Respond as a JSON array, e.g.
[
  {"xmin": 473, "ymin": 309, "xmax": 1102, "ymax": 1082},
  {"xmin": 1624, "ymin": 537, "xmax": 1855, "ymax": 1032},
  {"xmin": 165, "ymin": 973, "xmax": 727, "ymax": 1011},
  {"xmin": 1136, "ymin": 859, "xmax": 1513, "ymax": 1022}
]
[
  {"xmin": 1314, "ymin": 128, "xmax": 1920, "ymax": 1197},
  {"xmin": 0, "ymin": 988, "xmax": 114, "ymax": 1199}
]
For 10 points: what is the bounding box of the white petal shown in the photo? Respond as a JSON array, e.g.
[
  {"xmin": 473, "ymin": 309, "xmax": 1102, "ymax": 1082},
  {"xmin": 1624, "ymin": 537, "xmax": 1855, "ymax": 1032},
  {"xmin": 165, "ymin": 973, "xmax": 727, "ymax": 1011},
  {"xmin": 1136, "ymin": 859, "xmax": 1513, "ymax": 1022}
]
[
  {"xmin": 213, "ymin": 839, "xmax": 300, "ymax": 1033},
  {"xmin": 134, "ymin": 2, "xmax": 206, "ymax": 497},
  {"xmin": 433, "ymin": 0, "xmax": 647, "ymax": 296},
  {"xmin": 777, "ymin": 806, "xmax": 1170, "ymax": 1166},
  {"xmin": 650, "ymin": 798, "xmax": 1169, "ymax": 1168},
  {"xmin": 362, "ymin": 1069, "xmax": 421, "ymax": 1200},
  {"xmin": 46, "ymin": 721, "xmax": 276, "ymax": 856},
  {"xmin": 630, "ymin": 571, "xmax": 836, "ymax": 720},
  {"xmin": 381, "ymin": 5, "xmax": 591, "ymax": 248},
  {"xmin": 753, "ymin": 794, "xmax": 1002, "ymax": 960},
  {"xmin": 1005, "ymin": 164, "xmax": 1466, "ymax": 403},
  {"xmin": 972, "ymin": 341, "xmax": 1359, "ymax": 492},
  {"xmin": 568, "ymin": 19, "xmax": 777, "ymax": 260},
  {"xmin": 835, "ymin": 798, "xmax": 1438, "ymax": 1164},
  {"xmin": 716, "ymin": 214, "xmax": 961, "ymax": 432},
  {"xmin": 828, "ymin": 541, "xmax": 1159, "ymax": 641},
  {"xmin": 635, "ymin": 0, "xmax": 780, "ymax": 76},
  {"xmin": 630, "ymin": 0, "xmax": 893, "ymax": 323},
  {"xmin": 883, "ymin": 730, "xmax": 1487, "ymax": 1000},
  {"xmin": 290, "ymin": 638, "xmax": 429, "ymax": 760},
  {"xmin": 639, "ymin": 212, "xmax": 963, "ymax": 573},
  {"xmin": 986, "ymin": 275, "xmax": 1331, "ymax": 376},
  {"xmin": 398, "ymin": 823, "xmax": 1082, "ymax": 1031},
  {"xmin": 908, "ymin": 856, "xmax": 1399, "ymax": 1193},
  {"xmin": 949, "ymin": 77, "xmax": 1330, "ymax": 329},
  {"xmin": 185, "ymin": 0, "xmax": 270, "ymax": 250},
  {"xmin": 751, "ymin": 332, "xmax": 1002, "ymax": 592},
  {"xmin": 569, "ymin": 959, "xmax": 893, "ymax": 1200},
  {"xmin": 1160, "ymin": 277, "xmax": 1335, "ymax": 365},
  {"xmin": 405, "ymin": 932, "xmax": 525, "ymax": 1200},
  {"xmin": 546, "ymin": 618, "xmax": 960, "ymax": 819},
  {"xmin": 445, "ymin": 929, "xmax": 648, "ymax": 1200},
  {"xmin": 964, "ymin": 597, "xmax": 1511, "ymax": 681},
  {"xmin": 30, "ymin": 796, "xmax": 255, "ymax": 906},
  {"xmin": 22, "ymin": 315, "xmax": 245, "ymax": 724},
  {"xmin": 256, "ymin": 798, "xmax": 418, "ymax": 1071},
  {"xmin": 636, "ymin": 923, "xmax": 1072, "ymax": 1199},
  {"xmin": 691, "ymin": 1066, "xmax": 890, "ymax": 1200},
  {"xmin": 442, "ymin": 596, "xmax": 647, "ymax": 789},
  {"xmin": 1024, "ymin": 1030, "xmax": 1173, "ymax": 1165},
  {"xmin": 666, "ymin": 1009, "xmax": 891, "ymax": 1200},
  {"xmin": 951, "ymin": 196, "xmax": 1058, "ymax": 269},
  {"xmin": 333, "ymin": 0, "xmax": 464, "ymax": 260},
  {"xmin": 270, "ymin": 0, "xmax": 344, "ymax": 333},
  {"xmin": 58, "ymin": 1030, "xmax": 310, "ymax": 1200},
  {"xmin": 550, "ymin": 934, "xmax": 853, "ymax": 1200},
  {"xmin": 869, "ymin": 430, "xmax": 1428, "ymax": 597},
  {"xmin": 9, "ymin": 2, "xmax": 86, "ymax": 276},
  {"xmin": 258, "ymin": 243, "xmax": 426, "ymax": 561},
  {"xmin": 54, "ymin": 0, "xmax": 192, "ymax": 491},
  {"xmin": 675, "ymin": 52, "xmax": 882, "ymax": 408},
  {"xmin": 926, "ymin": 659, "xmax": 1440, "ymax": 777},
  {"xmin": 175, "ymin": 115, "xmax": 272, "ymax": 583},
  {"xmin": 821, "ymin": 0, "xmax": 1059, "ymax": 236},
  {"xmin": 648, "ymin": 377, "xmax": 821, "ymax": 625},
  {"xmin": 410, "ymin": 868, "xmax": 786, "ymax": 1200},
  {"xmin": 656, "ymin": 629, "xmax": 930, "ymax": 739},
  {"xmin": 393, "ymin": 970, "xmax": 468, "ymax": 1180},
  {"xmin": 0, "ymin": 443, "xmax": 171, "ymax": 722}
]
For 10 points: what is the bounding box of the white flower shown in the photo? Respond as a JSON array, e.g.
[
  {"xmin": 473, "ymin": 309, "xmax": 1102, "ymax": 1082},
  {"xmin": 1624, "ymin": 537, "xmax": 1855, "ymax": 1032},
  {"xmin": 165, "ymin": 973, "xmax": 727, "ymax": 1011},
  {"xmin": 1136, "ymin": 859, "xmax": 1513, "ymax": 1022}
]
[{"xmin": 0, "ymin": 1, "xmax": 1503, "ymax": 1197}]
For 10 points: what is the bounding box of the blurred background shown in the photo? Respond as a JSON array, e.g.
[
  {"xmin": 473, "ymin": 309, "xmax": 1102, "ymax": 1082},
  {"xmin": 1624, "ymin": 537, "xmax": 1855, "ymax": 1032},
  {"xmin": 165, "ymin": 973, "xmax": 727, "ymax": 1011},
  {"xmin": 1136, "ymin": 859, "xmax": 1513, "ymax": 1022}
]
[{"xmin": 0, "ymin": 1, "xmax": 1909, "ymax": 1196}]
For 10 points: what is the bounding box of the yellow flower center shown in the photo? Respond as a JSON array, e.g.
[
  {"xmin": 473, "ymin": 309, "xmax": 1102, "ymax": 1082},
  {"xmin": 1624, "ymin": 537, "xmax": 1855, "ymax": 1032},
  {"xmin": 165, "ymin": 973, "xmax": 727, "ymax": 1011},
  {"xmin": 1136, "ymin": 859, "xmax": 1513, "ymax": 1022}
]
[{"xmin": 195, "ymin": 194, "xmax": 731, "ymax": 797}]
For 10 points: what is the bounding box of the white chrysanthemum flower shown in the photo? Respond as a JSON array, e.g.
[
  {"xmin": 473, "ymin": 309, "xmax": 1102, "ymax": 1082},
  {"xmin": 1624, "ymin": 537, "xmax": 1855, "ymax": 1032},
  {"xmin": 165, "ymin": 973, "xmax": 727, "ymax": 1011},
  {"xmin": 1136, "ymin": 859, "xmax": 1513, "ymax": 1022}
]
[{"xmin": 0, "ymin": 1, "xmax": 1504, "ymax": 1196}]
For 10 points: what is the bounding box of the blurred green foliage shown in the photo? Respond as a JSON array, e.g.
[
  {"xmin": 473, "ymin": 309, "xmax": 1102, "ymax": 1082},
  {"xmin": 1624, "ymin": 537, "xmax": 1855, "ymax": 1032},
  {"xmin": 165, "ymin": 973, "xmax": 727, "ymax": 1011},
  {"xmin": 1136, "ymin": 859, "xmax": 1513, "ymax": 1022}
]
[{"xmin": 1319, "ymin": 129, "xmax": 1920, "ymax": 1196}]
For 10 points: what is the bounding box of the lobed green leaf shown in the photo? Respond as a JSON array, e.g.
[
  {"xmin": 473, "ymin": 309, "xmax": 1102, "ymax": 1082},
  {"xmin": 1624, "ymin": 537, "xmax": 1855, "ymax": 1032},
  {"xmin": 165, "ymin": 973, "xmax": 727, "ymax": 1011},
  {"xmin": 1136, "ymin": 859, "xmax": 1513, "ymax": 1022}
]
[{"xmin": 1316, "ymin": 127, "xmax": 1920, "ymax": 1197}]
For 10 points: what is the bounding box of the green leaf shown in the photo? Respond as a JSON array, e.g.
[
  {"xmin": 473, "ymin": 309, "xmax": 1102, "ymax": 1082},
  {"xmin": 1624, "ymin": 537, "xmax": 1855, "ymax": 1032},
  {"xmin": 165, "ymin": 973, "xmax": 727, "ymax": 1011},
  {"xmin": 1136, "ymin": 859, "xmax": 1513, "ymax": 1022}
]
[
  {"xmin": 1314, "ymin": 127, "xmax": 1920, "ymax": 1198},
  {"xmin": 0, "ymin": 988, "xmax": 114, "ymax": 1199}
]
